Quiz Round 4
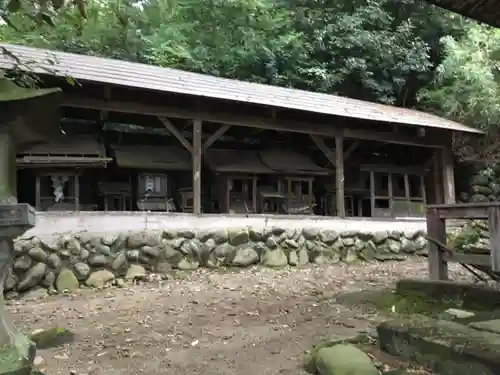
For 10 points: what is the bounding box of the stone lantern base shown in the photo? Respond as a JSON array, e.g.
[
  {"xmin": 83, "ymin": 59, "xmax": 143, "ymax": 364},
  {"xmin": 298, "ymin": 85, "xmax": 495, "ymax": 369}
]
[{"xmin": 0, "ymin": 205, "xmax": 37, "ymax": 375}]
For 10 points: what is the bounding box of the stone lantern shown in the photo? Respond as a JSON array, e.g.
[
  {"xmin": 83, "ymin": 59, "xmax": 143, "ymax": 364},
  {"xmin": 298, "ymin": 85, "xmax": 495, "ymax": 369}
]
[{"xmin": 0, "ymin": 73, "xmax": 61, "ymax": 375}]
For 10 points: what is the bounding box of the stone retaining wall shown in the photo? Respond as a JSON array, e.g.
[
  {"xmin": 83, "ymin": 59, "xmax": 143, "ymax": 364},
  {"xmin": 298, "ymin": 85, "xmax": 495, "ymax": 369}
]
[{"xmin": 5, "ymin": 227, "xmax": 427, "ymax": 297}]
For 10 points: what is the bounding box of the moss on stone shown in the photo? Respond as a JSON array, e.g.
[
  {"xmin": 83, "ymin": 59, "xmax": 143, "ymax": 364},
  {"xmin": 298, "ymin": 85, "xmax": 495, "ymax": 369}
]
[
  {"xmin": 378, "ymin": 316, "xmax": 500, "ymax": 375},
  {"xmin": 30, "ymin": 327, "xmax": 74, "ymax": 349}
]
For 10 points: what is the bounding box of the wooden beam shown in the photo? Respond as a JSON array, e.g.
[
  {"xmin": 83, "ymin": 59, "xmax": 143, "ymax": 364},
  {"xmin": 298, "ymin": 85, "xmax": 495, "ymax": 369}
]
[
  {"xmin": 192, "ymin": 119, "xmax": 202, "ymax": 214},
  {"xmin": 202, "ymin": 125, "xmax": 231, "ymax": 152},
  {"xmin": 335, "ymin": 136, "xmax": 345, "ymax": 217},
  {"xmin": 310, "ymin": 135, "xmax": 336, "ymax": 167},
  {"xmin": 158, "ymin": 117, "xmax": 193, "ymax": 154},
  {"xmin": 62, "ymin": 97, "xmax": 445, "ymax": 148},
  {"xmin": 343, "ymin": 140, "xmax": 359, "ymax": 161}
]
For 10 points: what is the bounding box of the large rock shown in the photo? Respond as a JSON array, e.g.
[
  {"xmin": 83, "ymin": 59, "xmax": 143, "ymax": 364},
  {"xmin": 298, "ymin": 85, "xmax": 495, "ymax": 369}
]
[
  {"xmin": 228, "ymin": 228, "xmax": 250, "ymax": 246},
  {"xmin": 232, "ymin": 246, "xmax": 259, "ymax": 267},
  {"xmin": 56, "ymin": 268, "xmax": 80, "ymax": 292},
  {"xmin": 85, "ymin": 270, "xmax": 115, "ymax": 288},
  {"xmin": 261, "ymin": 248, "xmax": 288, "ymax": 268},
  {"xmin": 315, "ymin": 344, "xmax": 379, "ymax": 375},
  {"xmin": 73, "ymin": 262, "xmax": 91, "ymax": 280},
  {"xmin": 18, "ymin": 263, "xmax": 47, "ymax": 292},
  {"xmin": 125, "ymin": 264, "xmax": 147, "ymax": 281}
]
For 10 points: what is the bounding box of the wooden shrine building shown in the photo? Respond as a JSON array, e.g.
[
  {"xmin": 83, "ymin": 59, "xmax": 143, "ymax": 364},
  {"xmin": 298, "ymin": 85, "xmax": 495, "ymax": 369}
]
[{"xmin": 0, "ymin": 43, "xmax": 483, "ymax": 218}]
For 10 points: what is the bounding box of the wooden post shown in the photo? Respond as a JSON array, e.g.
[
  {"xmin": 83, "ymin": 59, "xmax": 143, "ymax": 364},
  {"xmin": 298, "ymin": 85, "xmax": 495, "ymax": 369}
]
[
  {"xmin": 74, "ymin": 175, "xmax": 80, "ymax": 211},
  {"xmin": 192, "ymin": 119, "xmax": 202, "ymax": 215},
  {"xmin": 404, "ymin": 173, "xmax": 410, "ymax": 216},
  {"xmin": 370, "ymin": 171, "xmax": 375, "ymax": 217},
  {"xmin": 488, "ymin": 206, "xmax": 500, "ymax": 272},
  {"xmin": 427, "ymin": 208, "xmax": 448, "ymax": 280},
  {"xmin": 335, "ymin": 135, "xmax": 345, "ymax": 217},
  {"xmin": 35, "ymin": 174, "xmax": 41, "ymax": 210},
  {"xmin": 308, "ymin": 179, "xmax": 313, "ymax": 209},
  {"xmin": 388, "ymin": 172, "xmax": 393, "ymax": 216},
  {"xmin": 432, "ymin": 151, "xmax": 443, "ymax": 204},
  {"xmin": 252, "ymin": 177, "xmax": 257, "ymax": 213},
  {"xmin": 441, "ymin": 147, "xmax": 456, "ymax": 204}
]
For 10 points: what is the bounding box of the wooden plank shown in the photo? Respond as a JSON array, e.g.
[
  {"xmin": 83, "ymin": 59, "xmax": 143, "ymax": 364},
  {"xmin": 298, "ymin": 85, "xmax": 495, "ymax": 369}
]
[
  {"xmin": 343, "ymin": 140, "xmax": 359, "ymax": 161},
  {"xmin": 426, "ymin": 203, "xmax": 491, "ymax": 220},
  {"xmin": 192, "ymin": 119, "xmax": 202, "ymax": 215},
  {"xmin": 310, "ymin": 135, "xmax": 336, "ymax": 166},
  {"xmin": 426, "ymin": 208, "xmax": 448, "ymax": 280},
  {"xmin": 158, "ymin": 117, "xmax": 193, "ymax": 154},
  {"xmin": 488, "ymin": 206, "xmax": 500, "ymax": 271},
  {"xmin": 202, "ymin": 125, "xmax": 231, "ymax": 152},
  {"xmin": 441, "ymin": 147, "xmax": 456, "ymax": 204},
  {"xmin": 62, "ymin": 97, "xmax": 446, "ymax": 148},
  {"xmin": 335, "ymin": 136, "xmax": 345, "ymax": 217}
]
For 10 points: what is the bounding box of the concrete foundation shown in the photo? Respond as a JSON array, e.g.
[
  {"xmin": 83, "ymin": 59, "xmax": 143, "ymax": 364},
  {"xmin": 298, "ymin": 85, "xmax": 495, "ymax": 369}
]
[{"xmin": 23, "ymin": 211, "xmax": 426, "ymax": 238}]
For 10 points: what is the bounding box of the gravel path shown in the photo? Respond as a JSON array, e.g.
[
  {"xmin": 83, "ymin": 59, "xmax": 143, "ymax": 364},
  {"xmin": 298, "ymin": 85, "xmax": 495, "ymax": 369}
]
[{"xmin": 9, "ymin": 259, "xmax": 472, "ymax": 375}]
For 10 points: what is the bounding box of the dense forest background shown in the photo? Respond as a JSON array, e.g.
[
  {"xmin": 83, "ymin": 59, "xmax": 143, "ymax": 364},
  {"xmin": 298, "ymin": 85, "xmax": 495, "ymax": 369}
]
[{"xmin": 1, "ymin": 0, "xmax": 500, "ymax": 165}]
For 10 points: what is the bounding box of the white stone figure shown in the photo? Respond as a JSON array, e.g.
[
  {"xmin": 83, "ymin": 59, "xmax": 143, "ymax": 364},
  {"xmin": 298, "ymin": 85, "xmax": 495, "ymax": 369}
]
[{"xmin": 51, "ymin": 175, "xmax": 68, "ymax": 203}]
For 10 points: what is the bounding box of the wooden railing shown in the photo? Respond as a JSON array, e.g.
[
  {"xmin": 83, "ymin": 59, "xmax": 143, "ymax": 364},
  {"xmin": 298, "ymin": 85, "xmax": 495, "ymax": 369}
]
[{"xmin": 426, "ymin": 202, "xmax": 500, "ymax": 280}]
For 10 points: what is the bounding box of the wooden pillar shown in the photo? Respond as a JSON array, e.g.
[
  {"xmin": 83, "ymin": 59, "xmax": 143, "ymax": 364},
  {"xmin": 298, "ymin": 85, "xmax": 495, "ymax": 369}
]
[
  {"xmin": 35, "ymin": 174, "xmax": 41, "ymax": 210},
  {"xmin": 335, "ymin": 136, "xmax": 345, "ymax": 217},
  {"xmin": 441, "ymin": 147, "xmax": 456, "ymax": 204},
  {"xmin": 192, "ymin": 119, "xmax": 202, "ymax": 214},
  {"xmin": 0, "ymin": 125, "xmax": 17, "ymax": 204},
  {"xmin": 252, "ymin": 177, "xmax": 257, "ymax": 213},
  {"xmin": 488, "ymin": 206, "xmax": 500, "ymax": 272},
  {"xmin": 388, "ymin": 172, "xmax": 393, "ymax": 216},
  {"xmin": 74, "ymin": 175, "xmax": 80, "ymax": 211},
  {"xmin": 432, "ymin": 150, "xmax": 443, "ymax": 204},
  {"xmin": 370, "ymin": 171, "xmax": 375, "ymax": 217},
  {"xmin": 404, "ymin": 173, "xmax": 410, "ymax": 216},
  {"xmin": 427, "ymin": 208, "xmax": 448, "ymax": 280}
]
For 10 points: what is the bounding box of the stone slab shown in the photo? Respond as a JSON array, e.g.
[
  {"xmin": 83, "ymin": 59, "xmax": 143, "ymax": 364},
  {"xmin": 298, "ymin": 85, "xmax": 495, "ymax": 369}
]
[
  {"xmin": 469, "ymin": 319, "xmax": 500, "ymax": 335},
  {"xmin": 378, "ymin": 316, "xmax": 500, "ymax": 375},
  {"xmin": 395, "ymin": 279, "xmax": 500, "ymax": 310}
]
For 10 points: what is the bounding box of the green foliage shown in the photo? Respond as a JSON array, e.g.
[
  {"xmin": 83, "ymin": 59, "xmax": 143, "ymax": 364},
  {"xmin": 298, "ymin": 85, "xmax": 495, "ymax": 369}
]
[
  {"xmin": 0, "ymin": 0, "xmax": 466, "ymax": 107},
  {"xmin": 419, "ymin": 23, "xmax": 500, "ymax": 132}
]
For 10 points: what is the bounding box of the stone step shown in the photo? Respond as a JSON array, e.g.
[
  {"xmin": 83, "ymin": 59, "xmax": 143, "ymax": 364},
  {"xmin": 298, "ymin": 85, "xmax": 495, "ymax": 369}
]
[
  {"xmin": 395, "ymin": 279, "xmax": 500, "ymax": 310},
  {"xmin": 378, "ymin": 316, "xmax": 500, "ymax": 375}
]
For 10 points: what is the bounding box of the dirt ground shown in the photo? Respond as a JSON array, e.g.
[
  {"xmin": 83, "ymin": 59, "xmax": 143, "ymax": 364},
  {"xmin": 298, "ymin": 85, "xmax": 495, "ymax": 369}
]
[{"xmin": 8, "ymin": 259, "xmax": 471, "ymax": 375}]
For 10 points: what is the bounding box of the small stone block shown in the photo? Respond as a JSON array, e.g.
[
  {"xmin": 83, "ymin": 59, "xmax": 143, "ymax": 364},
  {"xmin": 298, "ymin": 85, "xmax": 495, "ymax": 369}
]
[
  {"xmin": 443, "ymin": 308, "xmax": 476, "ymax": 320},
  {"xmin": 469, "ymin": 319, "xmax": 500, "ymax": 335},
  {"xmin": 378, "ymin": 316, "xmax": 500, "ymax": 375}
]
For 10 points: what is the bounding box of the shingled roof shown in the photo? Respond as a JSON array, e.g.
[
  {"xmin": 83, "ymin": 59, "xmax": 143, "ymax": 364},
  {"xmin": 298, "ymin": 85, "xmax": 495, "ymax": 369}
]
[{"xmin": 0, "ymin": 43, "xmax": 481, "ymax": 134}]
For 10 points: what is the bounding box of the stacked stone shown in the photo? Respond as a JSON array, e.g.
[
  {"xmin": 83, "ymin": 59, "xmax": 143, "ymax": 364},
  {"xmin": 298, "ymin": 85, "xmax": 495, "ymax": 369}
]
[
  {"xmin": 448, "ymin": 220, "xmax": 491, "ymax": 254},
  {"xmin": 4, "ymin": 227, "xmax": 427, "ymax": 297},
  {"xmin": 459, "ymin": 168, "xmax": 500, "ymax": 203}
]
